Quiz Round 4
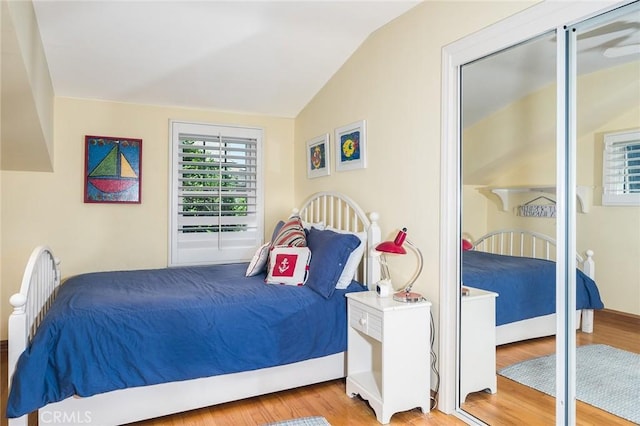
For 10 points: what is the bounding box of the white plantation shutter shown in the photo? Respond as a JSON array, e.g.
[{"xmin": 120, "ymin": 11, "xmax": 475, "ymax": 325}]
[
  {"xmin": 602, "ymin": 129, "xmax": 640, "ymax": 206},
  {"xmin": 170, "ymin": 121, "xmax": 264, "ymax": 266}
]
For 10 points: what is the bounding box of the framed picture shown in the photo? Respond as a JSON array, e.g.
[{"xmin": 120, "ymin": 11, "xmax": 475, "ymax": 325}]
[
  {"xmin": 306, "ymin": 133, "xmax": 331, "ymax": 178},
  {"xmin": 84, "ymin": 135, "xmax": 142, "ymax": 204},
  {"xmin": 335, "ymin": 120, "xmax": 366, "ymax": 172}
]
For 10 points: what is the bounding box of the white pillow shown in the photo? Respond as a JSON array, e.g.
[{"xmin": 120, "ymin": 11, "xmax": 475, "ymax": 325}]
[
  {"xmin": 327, "ymin": 227, "xmax": 367, "ymax": 289},
  {"xmin": 245, "ymin": 242, "xmax": 271, "ymax": 276},
  {"xmin": 265, "ymin": 246, "xmax": 312, "ymax": 286},
  {"xmin": 302, "ymin": 220, "xmax": 325, "ymax": 231}
]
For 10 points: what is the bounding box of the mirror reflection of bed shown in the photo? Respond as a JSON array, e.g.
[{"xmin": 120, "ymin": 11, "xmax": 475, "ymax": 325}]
[{"xmin": 459, "ymin": 7, "xmax": 639, "ymax": 425}]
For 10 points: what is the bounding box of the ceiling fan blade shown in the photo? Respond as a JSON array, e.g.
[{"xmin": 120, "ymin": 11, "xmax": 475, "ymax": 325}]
[{"xmin": 603, "ymin": 44, "xmax": 640, "ymax": 58}]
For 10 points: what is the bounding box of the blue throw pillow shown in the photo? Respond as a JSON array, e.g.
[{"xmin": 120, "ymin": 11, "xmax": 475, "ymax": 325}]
[
  {"xmin": 271, "ymin": 220, "xmax": 285, "ymax": 243},
  {"xmin": 306, "ymin": 227, "xmax": 361, "ymax": 299}
]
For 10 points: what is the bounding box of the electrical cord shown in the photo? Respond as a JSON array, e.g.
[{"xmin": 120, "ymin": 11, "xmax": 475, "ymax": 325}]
[{"xmin": 429, "ymin": 310, "xmax": 440, "ymax": 410}]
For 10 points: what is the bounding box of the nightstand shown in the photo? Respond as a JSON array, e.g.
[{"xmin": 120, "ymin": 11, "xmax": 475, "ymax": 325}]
[
  {"xmin": 460, "ymin": 286, "xmax": 498, "ymax": 402},
  {"xmin": 345, "ymin": 291, "xmax": 431, "ymax": 424}
]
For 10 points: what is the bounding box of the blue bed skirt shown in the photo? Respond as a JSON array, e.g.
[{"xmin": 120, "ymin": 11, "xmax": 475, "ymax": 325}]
[{"xmin": 7, "ymin": 263, "xmax": 365, "ymax": 417}]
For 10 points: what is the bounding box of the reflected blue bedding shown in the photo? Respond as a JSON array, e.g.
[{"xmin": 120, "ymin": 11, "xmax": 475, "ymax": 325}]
[
  {"xmin": 462, "ymin": 251, "xmax": 604, "ymax": 326},
  {"xmin": 7, "ymin": 263, "xmax": 365, "ymax": 417}
]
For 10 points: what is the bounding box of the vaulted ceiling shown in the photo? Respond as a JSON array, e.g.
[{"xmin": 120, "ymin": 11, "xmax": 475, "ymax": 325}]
[
  {"xmin": 1, "ymin": 0, "xmax": 421, "ymax": 171},
  {"xmin": 30, "ymin": 0, "xmax": 421, "ymax": 118}
]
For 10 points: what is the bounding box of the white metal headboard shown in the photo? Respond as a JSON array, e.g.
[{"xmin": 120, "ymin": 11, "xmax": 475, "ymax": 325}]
[{"xmin": 295, "ymin": 191, "xmax": 381, "ymax": 287}]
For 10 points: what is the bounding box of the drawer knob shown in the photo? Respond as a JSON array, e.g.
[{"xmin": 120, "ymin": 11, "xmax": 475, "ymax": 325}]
[{"xmin": 359, "ymin": 318, "xmax": 367, "ymax": 326}]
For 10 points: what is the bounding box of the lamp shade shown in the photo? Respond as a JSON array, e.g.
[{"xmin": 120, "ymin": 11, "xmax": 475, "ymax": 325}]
[{"xmin": 375, "ymin": 228, "xmax": 408, "ymax": 254}]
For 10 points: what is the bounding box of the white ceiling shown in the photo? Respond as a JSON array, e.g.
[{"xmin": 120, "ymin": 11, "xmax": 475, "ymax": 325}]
[{"xmin": 31, "ymin": 0, "xmax": 421, "ymax": 118}]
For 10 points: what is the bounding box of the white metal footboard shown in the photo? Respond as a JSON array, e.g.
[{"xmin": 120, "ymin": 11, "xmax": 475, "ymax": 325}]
[
  {"xmin": 8, "ymin": 246, "xmax": 61, "ymax": 426},
  {"xmin": 473, "ymin": 228, "xmax": 594, "ymax": 274},
  {"xmin": 472, "ymin": 229, "xmax": 595, "ymax": 335},
  {"xmin": 474, "ymin": 229, "xmax": 557, "ymax": 260}
]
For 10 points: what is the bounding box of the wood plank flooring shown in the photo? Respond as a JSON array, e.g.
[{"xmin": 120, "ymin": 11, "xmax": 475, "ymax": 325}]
[
  {"xmin": 2, "ymin": 309, "xmax": 637, "ymax": 425},
  {"xmin": 463, "ymin": 309, "xmax": 640, "ymax": 425}
]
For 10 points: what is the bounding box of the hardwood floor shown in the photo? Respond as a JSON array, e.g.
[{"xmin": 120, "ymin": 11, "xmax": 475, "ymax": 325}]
[
  {"xmin": 2, "ymin": 309, "xmax": 637, "ymax": 425},
  {"xmin": 463, "ymin": 309, "xmax": 640, "ymax": 425}
]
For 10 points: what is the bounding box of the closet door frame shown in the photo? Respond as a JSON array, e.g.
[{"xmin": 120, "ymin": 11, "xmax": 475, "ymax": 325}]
[{"xmin": 438, "ymin": 0, "xmax": 628, "ymax": 422}]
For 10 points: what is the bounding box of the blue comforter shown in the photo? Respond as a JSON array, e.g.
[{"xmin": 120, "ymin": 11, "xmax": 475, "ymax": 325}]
[
  {"xmin": 7, "ymin": 263, "xmax": 366, "ymax": 417},
  {"xmin": 462, "ymin": 251, "xmax": 603, "ymax": 326}
]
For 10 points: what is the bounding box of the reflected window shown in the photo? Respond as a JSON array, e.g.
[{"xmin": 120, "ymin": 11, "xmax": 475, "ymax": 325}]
[{"xmin": 602, "ymin": 129, "xmax": 640, "ymax": 205}]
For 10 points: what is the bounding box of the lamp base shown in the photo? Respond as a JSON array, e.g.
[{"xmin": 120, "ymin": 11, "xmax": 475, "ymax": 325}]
[{"xmin": 393, "ymin": 291, "xmax": 424, "ymax": 303}]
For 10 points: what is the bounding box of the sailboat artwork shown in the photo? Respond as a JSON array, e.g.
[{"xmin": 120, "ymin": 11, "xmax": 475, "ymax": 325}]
[{"xmin": 84, "ymin": 136, "xmax": 142, "ymax": 203}]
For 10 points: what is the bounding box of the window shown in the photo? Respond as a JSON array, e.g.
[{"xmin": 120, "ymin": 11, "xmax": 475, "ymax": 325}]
[
  {"xmin": 170, "ymin": 120, "xmax": 263, "ymax": 266},
  {"xmin": 602, "ymin": 129, "xmax": 640, "ymax": 206}
]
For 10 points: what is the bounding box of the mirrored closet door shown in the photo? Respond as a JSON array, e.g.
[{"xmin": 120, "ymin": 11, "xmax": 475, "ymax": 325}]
[
  {"xmin": 459, "ymin": 30, "xmax": 558, "ymax": 425},
  {"xmin": 441, "ymin": 1, "xmax": 639, "ymax": 424},
  {"xmin": 574, "ymin": 5, "xmax": 640, "ymax": 424}
]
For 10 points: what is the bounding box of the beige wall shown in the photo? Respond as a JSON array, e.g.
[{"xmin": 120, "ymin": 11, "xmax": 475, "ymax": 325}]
[
  {"xmin": 462, "ymin": 63, "xmax": 640, "ymax": 315},
  {"xmin": 462, "ymin": 185, "xmax": 489, "ymax": 241},
  {"xmin": 0, "ymin": 97, "xmax": 295, "ymax": 339},
  {"xmin": 294, "ymin": 1, "xmax": 536, "ymax": 324}
]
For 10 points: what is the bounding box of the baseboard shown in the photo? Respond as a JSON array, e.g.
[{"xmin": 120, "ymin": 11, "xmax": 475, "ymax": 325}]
[
  {"xmin": 598, "ymin": 308, "xmax": 640, "ymax": 324},
  {"xmin": 1, "ymin": 339, "xmax": 7, "ymax": 353}
]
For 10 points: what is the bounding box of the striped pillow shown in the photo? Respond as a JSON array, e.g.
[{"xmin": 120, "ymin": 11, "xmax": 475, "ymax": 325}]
[{"xmin": 271, "ymin": 216, "xmax": 307, "ymax": 248}]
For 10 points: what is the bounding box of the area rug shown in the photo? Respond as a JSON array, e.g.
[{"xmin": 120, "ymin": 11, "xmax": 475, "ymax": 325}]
[
  {"xmin": 498, "ymin": 344, "xmax": 640, "ymax": 424},
  {"xmin": 262, "ymin": 416, "xmax": 331, "ymax": 426}
]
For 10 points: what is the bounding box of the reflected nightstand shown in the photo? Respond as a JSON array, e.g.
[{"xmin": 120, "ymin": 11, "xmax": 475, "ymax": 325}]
[{"xmin": 460, "ymin": 286, "xmax": 498, "ymax": 402}]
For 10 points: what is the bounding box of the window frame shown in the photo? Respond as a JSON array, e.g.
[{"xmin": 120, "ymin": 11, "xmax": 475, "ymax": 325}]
[
  {"xmin": 602, "ymin": 128, "xmax": 640, "ymax": 206},
  {"xmin": 169, "ymin": 120, "xmax": 264, "ymax": 266}
]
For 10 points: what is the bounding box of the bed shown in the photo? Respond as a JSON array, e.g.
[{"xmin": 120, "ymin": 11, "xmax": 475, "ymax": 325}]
[
  {"xmin": 462, "ymin": 229, "xmax": 604, "ymax": 346},
  {"xmin": 6, "ymin": 191, "xmax": 382, "ymax": 426}
]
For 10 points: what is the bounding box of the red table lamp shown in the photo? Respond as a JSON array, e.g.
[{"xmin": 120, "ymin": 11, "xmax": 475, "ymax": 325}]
[{"xmin": 375, "ymin": 228, "xmax": 424, "ymax": 303}]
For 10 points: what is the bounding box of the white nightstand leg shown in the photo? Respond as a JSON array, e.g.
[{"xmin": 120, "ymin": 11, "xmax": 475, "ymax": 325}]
[{"xmin": 377, "ymin": 410, "xmax": 391, "ymax": 425}]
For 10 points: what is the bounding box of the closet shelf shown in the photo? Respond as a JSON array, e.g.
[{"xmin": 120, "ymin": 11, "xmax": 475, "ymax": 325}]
[{"xmin": 485, "ymin": 186, "xmax": 592, "ymax": 213}]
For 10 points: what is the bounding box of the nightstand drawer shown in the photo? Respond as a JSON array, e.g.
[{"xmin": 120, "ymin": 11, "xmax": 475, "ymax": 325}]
[{"xmin": 349, "ymin": 302, "xmax": 383, "ymax": 341}]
